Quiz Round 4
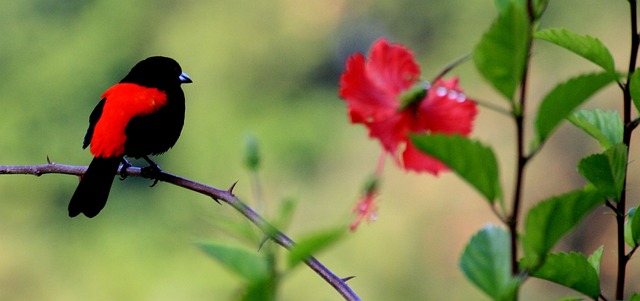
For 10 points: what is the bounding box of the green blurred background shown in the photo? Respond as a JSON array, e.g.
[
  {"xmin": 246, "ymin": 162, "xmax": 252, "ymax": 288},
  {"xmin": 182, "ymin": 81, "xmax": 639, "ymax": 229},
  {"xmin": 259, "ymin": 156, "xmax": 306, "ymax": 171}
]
[{"xmin": 1, "ymin": 0, "xmax": 639, "ymax": 300}]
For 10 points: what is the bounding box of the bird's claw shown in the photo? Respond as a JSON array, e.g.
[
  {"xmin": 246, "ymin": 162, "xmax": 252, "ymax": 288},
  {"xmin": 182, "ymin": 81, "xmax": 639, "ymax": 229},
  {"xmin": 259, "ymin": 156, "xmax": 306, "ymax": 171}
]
[
  {"xmin": 140, "ymin": 157, "xmax": 162, "ymax": 187},
  {"xmin": 119, "ymin": 158, "xmax": 132, "ymax": 180}
]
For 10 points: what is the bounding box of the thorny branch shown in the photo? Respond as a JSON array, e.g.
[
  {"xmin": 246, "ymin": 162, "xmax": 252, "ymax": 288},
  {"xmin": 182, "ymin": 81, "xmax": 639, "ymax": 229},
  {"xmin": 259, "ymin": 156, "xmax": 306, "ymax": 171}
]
[{"xmin": 0, "ymin": 162, "xmax": 361, "ymax": 301}]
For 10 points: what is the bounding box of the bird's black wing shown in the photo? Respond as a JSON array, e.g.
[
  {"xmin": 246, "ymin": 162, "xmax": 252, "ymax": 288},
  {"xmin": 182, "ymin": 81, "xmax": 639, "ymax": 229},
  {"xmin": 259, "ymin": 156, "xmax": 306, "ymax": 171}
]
[{"xmin": 83, "ymin": 98, "xmax": 107, "ymax": 149}]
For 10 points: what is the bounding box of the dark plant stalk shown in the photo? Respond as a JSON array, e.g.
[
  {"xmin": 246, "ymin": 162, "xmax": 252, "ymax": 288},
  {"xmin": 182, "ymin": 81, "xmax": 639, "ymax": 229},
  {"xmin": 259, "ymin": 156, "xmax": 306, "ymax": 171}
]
[
  {"xmin": 616, "ymin": 1, "xmax": 639, "ymax": 299},
  {"xmin": 0, "ymin": 162, "xmax": 362, "ymax": 301},
  {"xmin": 508, "ymin": 86, "xmax": 529, "ymax": 276},
  {"xmin": 509, "ymin": 110, "xmax": 527, "ymax": 276},
  {"xmin": 508, "ymin": 11, "xmax": 535, "ymax": 278}
]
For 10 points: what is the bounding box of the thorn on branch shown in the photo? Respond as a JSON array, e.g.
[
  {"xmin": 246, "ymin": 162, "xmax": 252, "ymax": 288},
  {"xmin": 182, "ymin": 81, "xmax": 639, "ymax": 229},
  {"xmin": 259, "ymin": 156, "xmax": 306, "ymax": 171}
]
[
  {"xmin": 227, "ymin": 181, "xmax": 238, "ymax": 194},
  {"xmin": 211, "ymin": 197, "xmax": 221, "ymax": 205},
  {"xmin": 342, "ymin": 276, "xmax": 356, "ymax": 282},
  {"xmin": 46, "ymin": 156, "xmax": 52, "ymax": 164},
  {"xmin": 257, "ymin": 235, "xmax": 270, "ymax": 251},
  {"xmin": 0, "ymin": 162, "xmax": 362, "ymax": 300}
]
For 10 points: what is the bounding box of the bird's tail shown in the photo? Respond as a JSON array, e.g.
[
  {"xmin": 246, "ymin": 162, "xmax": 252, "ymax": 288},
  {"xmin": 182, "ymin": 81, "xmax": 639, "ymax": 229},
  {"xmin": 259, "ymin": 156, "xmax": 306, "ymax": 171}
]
[{"xmin": 68, "ymin": 156, "xmax": 121, "ymax": 218}]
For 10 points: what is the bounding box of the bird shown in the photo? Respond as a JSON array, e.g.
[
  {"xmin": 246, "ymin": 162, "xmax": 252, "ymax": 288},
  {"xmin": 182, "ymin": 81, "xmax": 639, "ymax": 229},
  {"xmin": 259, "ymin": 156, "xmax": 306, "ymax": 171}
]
[{"xmin": 68, "ymin": 56, "xmax": 192, "ymax": 218}]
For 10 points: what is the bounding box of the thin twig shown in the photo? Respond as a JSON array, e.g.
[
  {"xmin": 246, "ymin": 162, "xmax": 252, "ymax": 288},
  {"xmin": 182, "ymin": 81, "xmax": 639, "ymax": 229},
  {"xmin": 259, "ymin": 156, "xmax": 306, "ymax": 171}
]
[
  {"xmin": 489, "ymin": 203, "xmax": 507, "ymax": 223},
  {"xmin": 0, "ymin": 162, "xmax": 362, "ymax": 301},
  {"xmin": 474, "ymin": 98, "xmax": 512, "ymax": 117},
  {"xmin": 627, "ymin": 244, "xmax": 639, "ymax": 261},
  {"xmin": 430, "ymin": 53, "xmax": 471, "ymax": 84},
  {"xmin": 605, "ymin": 200, "xmax": 618, "ymax": 212},
  {"xmin": 630, "ymin": 117, "xmax": 640, "ymax": 131}
]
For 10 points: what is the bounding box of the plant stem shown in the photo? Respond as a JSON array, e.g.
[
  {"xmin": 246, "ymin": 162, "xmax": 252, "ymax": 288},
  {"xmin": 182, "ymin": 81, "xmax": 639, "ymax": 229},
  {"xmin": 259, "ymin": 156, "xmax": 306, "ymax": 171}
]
[
  {"xmin": 509, "ymin": 114, "xmax": 527, "ymax": 276},
  {"xmin": 508, "ymin": 10, "xmax": 535, "ymax": 278},
  {"xmin": 0, "ymin": 162, "xmax": 362, "ymax": 301},
  {"xmin": 431, "ymin": 53, "xmax": 471, "ymax": 83},
  {"xmin": 616, "ymin": 1, "xmax": 639, "ymax": 299}
]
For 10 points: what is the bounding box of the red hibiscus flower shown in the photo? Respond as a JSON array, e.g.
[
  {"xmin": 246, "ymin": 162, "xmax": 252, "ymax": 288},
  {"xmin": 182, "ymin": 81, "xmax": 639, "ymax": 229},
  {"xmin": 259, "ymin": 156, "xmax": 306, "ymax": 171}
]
[{"xmin": 339, "ymin": 38, "xmax": 477, "ymax": 174}]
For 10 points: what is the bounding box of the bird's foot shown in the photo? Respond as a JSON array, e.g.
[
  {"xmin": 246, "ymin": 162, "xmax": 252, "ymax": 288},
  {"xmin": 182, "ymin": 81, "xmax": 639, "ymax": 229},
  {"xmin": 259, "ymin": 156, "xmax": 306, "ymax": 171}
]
[
  {"xmin": 141, "ymin": 156, "xmax": 162, "ymax": 187},
  {"xmin": 119, "ymin": 158, "xmax": 132, "ymax": 180}
]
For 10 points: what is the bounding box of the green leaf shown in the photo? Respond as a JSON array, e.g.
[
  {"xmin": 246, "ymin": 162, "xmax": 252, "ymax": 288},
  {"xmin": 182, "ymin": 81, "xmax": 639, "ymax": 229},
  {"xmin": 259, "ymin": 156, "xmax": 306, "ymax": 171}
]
[
  {"xmin": 530, "ymin": 252, "xmax": 600, "ymax": 299},
  {"xmin": 494, "ymin": 0, "xmax": 548, "ymax": 19},
  {"xmin": 287, "ymin": 228, "xmax": 345, "ymax": 268},
  {"xmin": 411, "ymin": 134, "xmax": 502, "ymax": 203},
  {"xmin": 630, "ymin": 68, "xmax": 640, "ymax": 112},
  {"xmin": 632, "ymin": 207, "xmax": 640, "ymax": 246},
  {"xmin": 630, "ymin": 293, "xmax": 640, "ymax": 301},
  {"xmin": 534, "ymin": 72, "xmax": 616, "ymax": 146},
  {"xmin": 521, "ymin": 189, "xmax": 603, "ymax": 268},
  {"xmin": 460, "ymin": 226, "xmax": 520, "ymax": 301},
  {"xmin": 587, "ymin": 246, "xmax": 604, "ymax": 276},
  {"xmin": 625, "ymin": 213, "xmax": 636, "ymax": 247},
  {"xmin": 568, "ymin": 109, "xmax": 623, "ymax": 150},
  {"xmin": 240, "ymin": 278, "xmax": 277, "ymax": 301},
  {"xmin": 535, "ymin": 28, "xmax": 615, "ymax": 74},
  {"xmin": 197, "ymin": 242, "xmax": 269, "ymax": 281},
  {"xmin": 474, "ymin": 3, "xmax": 529, "ymax": 101},
  {"xmin": 605, "ymin": 144, "xmax": 628, "ymax": 198},
  {"xmin": 625, "ymin": 208, "xmax": 637, "ymax": 247},
  {"xmin": 577, "ymin": 144, "xmax": 628, "ymax": 202},
  {"xmin": 495, "ymin": 0, "xmax": 525, "ymax": 13}
]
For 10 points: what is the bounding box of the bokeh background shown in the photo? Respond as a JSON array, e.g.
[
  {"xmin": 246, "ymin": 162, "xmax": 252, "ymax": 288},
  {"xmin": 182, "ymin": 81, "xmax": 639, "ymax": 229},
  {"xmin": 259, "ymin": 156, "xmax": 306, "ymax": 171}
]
[{"xmin": 1, "ymin": 0, "xmax": 639, "ymax": 300}]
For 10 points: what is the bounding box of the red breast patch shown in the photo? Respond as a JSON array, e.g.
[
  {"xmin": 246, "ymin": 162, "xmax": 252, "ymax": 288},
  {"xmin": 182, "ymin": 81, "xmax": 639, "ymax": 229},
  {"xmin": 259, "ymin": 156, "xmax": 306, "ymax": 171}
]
[{"xmin": 89, "ymin": 83, "xmax": 168, "ymax": 158}]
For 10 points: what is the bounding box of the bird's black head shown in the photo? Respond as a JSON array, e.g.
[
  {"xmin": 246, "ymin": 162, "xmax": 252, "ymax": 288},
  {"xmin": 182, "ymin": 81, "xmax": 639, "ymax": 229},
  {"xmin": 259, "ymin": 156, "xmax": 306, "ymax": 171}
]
[{"xmin": 120, "ymin": 56, "xmax": 192, "ymax": 89}]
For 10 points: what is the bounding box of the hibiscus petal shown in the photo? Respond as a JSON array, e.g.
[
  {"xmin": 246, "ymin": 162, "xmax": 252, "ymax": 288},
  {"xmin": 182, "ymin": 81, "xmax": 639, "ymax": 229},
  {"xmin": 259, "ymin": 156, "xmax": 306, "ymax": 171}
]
[
  {"xmin": 402, "ymin": 141, "xmax": 449, "ymax": 174},
  {"xmin": 367, "ymin": 38, "xmax": 421, "ymax": 97},
  {"xmin": 339, "ymin": 54, "xmax": 396, "ymax": 124},
  {"xmin": 366, "ymin": 110, "xmax": 413, "ymax": 159},
  {"xmin": 339, "ymin": 39, "xmax": 421, "ymax": 124},
  {"xmin": 419, "ymin": 78, "xmax": 478, "ymax": 135}
]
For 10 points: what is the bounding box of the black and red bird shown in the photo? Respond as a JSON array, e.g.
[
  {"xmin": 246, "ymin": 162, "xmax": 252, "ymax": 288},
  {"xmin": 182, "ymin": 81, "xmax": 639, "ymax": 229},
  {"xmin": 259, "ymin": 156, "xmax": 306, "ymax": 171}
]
[{"xmin": 68, "ymin": 56, "xmax": 192, "ymax": 218}]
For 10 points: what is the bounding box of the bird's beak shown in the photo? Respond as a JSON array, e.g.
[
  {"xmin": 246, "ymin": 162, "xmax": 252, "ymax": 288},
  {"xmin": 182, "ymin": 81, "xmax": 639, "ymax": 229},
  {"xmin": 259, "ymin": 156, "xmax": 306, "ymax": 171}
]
[{"xmin": 179, "ymin": 72, "xmax": 193, "ymax": 84}]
